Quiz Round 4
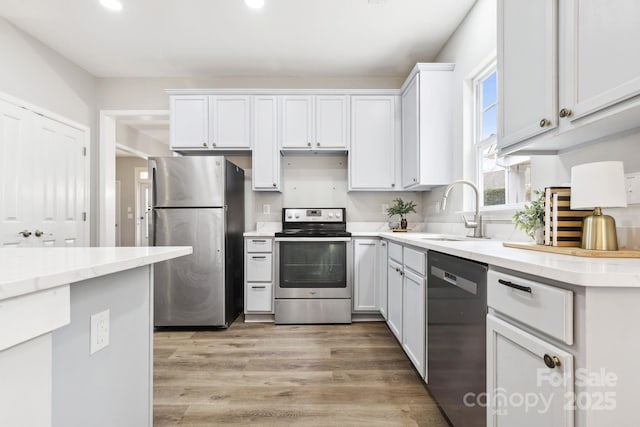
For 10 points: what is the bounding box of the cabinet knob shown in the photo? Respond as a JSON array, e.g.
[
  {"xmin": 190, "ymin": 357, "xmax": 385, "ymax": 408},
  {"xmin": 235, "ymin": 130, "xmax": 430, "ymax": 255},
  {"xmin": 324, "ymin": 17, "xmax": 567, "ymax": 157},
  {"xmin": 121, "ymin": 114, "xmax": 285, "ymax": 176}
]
[
  {"xmin": 307, "ymin": 142, "xmax": 311, "ymax": 147},
  {"xmin": 212, "ymin": 142, "xmax": 217, "ymax": 147},
  {"xmin": 18, "ymin": 230, "xmax": 32, "ymax": 238},
  {"xmin": 559, "ymin": 108, "xmax": 572, "ymax": 118},
  {"xmin": 543, "ymin": 354, "xmax": 561, "ymax": 369},
  {"xmin": 34, "ymin": 230, "xmax": 44, "ymax": 237},
  {"xmin": 413, "ymin": 178, "xmax": 417, "ymax": 182},
  {"xmin": 316, "ymin": 142, "xmax": 320, "ymax": 147},
  {"xmin": 202, "ymin": 142, "xmax": 207, "ymax": 147},
  {"xmin": 539, "ymin": 118, "xmax": 551, "ymax": 128},
  {"xmin": 391, "ymin": 183, "xmax": 395, "ymax": 187},
  {"xmin": 272, "ymin": 183, "xmax": 277, "ymax": 187}
]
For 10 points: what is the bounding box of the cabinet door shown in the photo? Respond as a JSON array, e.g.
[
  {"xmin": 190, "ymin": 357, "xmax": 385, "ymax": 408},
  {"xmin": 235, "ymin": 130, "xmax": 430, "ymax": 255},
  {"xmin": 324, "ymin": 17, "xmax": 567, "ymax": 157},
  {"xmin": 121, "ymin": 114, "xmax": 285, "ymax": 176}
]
[
  {"xmin": 170, "ymin": 95, "xmax": 209, "ymax": 149},
  {"xmin": 401, "ymin": 75, "xmax": 420, "ymax": 187},
  {"xmin": 353, "ymin": 239, "xmax": 379, "ymax": 312},
  {"xmin": 387, "ymin": 259, "xmax": 403, "ymax": 341},
  {"xmin": 379, "ymin": 240, "xmax": 388, "ymax": 320},
  {"xmin": 402, "ymin": 269, "xmax": 425, "ymax": 378},
  {"xmin": 252, "ymin": 96, "xmax": 280, "ymax": 191},
  {"xmin": 281, "ymin": 95, "xmax": 313, "ymax": 149},
  {"xmin": 0, "ymin": 99, "xmax": 33, "ymax": 247},
  {"xmin": 246, "ymin": 283, "xmax": 273, "ymax": 312},
  {"xmin": 349, "ymin": 96, "xmax": 397, "ymax": 190},
  {"xmin": 560, "ymin": 0, "xmax": 640, "ymax": 123},
  {"xmin": 315, "ymin": 95, "xmax": 348, "ymax": 150},
  {"xmin": 209, "ymin": 96, "xmax": 251, "ymax": 149},
  {"xmin": 487, "ymin": 315, "xmax": 574, "ymax": 427},
  {"xmin": 497, "ymin": 0, "xmax": 558, "ymax": 150}
]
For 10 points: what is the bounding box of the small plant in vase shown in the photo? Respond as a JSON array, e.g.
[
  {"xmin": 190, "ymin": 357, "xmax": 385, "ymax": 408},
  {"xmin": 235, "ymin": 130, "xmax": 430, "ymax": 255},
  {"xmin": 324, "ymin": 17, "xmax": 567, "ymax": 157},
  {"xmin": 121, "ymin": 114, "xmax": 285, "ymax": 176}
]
[
  {"xmin": 387, "ymin": 198, "xmax": 417, "ymax": 230},
  {"xmin": 513, "ymin": 190, "xmax": 545, "ymax": 243}
]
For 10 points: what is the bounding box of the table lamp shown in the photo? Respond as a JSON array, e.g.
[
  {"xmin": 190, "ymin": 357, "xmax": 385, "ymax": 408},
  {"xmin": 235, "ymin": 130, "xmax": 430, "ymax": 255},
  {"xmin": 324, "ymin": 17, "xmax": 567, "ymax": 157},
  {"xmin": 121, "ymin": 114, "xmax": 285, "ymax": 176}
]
[{"xmin": 570, "ymin": 161, "xmax": 627, "ymax": 251}]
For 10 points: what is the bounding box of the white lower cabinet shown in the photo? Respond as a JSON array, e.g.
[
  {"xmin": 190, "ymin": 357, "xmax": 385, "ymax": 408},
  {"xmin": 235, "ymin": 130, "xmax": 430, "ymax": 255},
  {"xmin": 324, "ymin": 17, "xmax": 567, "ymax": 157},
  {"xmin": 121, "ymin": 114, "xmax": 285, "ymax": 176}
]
[
  {"xmin": 387, "ymin": 259, "xmax": 403, "ymax": 341},
  {"xmin": 244, "ymin": 238, "xmax": 274, "ymax": 314},
  {"xmin": 402, "ymin": 269, "xmax": 425, "ymax": 378},
  {"xmin": 353, "ymin": 239, "xmax": 379, "ymax": 312},
  {"xmin": 378, "ymin": 240, "xmax": 388, "ymax": 320},
  {"xmin": 487, "ymin": 315, "xmax": 574, "ymax": 427}
]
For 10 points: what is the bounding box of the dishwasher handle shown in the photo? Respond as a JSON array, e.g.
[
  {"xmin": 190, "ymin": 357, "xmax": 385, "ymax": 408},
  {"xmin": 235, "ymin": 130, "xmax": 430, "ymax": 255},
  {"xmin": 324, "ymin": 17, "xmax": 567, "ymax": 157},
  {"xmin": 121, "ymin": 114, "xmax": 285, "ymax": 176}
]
[{"xmin": 431, "ymin": 266, "xmax": 478, "ymax": 295}]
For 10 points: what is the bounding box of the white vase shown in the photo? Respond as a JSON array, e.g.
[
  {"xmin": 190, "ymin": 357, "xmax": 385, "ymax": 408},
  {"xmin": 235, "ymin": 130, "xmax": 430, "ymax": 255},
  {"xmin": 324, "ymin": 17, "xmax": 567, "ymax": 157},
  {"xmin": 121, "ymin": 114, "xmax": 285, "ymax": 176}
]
[{"xmin": 534, "ymin": 227, "xmax": 544, "ymax": 245}]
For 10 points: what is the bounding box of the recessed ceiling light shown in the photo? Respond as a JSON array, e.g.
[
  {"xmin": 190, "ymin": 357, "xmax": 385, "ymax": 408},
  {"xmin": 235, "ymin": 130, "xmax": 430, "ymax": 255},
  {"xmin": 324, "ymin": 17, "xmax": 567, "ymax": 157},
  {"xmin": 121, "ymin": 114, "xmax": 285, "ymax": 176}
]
[
  {"xmin": 100, "ymin": 0, "xmax": 123, "ymax": 12},
  {"xmin": 245, "ymin": 0, "xmax": 264, "ymax": 9}
]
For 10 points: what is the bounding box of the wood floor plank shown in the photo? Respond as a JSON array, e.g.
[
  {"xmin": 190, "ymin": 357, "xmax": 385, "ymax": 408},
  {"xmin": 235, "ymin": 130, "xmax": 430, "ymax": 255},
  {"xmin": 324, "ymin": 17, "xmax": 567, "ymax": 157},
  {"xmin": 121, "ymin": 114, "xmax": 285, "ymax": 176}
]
[{"xmin": 154, "ymin": 320, "xmax": 450, "ymax": 426}]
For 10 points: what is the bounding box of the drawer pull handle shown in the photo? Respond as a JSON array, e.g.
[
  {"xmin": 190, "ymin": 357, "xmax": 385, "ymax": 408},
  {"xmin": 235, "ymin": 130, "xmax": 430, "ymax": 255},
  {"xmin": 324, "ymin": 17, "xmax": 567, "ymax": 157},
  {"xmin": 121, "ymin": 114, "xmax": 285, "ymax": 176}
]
[
  {"xmin": 251, "ymin": 286, "xmax": 267, "ymax": 289},
  {"xmin": 251, "ymin": 256, "xmax": 267, "ymax": 259},
  {"xmin": 252, "ymin": 239, "xmax": 267, "ymax": 243},
  {"xmin": 498, "ymin": 279, "xmax": 532, "ymax": 293},
  {"xmin": 543, "ymin": 354, "xmax": 561, "ymax": 369}
]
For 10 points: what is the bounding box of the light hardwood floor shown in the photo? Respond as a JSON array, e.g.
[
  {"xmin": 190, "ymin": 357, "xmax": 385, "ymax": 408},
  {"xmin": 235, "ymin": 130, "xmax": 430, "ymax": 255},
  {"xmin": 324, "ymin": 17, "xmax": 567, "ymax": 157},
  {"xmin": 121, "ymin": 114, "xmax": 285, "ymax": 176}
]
[{"xmin": 154, "ymin": 320, "xmax": 450, "ymax": 426}]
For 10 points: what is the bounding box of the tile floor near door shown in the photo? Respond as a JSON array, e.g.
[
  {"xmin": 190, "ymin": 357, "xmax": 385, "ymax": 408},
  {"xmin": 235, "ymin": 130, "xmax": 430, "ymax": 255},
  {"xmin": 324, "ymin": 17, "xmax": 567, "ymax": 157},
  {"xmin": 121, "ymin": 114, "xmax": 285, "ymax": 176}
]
[{"xmin": 154, "ymin": 320, "xmax": 449, "ymax": 426}]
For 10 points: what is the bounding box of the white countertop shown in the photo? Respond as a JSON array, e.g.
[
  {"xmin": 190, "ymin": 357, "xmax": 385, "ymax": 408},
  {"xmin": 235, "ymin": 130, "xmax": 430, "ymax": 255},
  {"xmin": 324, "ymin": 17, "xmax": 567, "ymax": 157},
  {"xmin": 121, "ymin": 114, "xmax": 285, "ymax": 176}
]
[{"xmin": 0, "ymin": 246, "xmax": 192, "ymax": 301}]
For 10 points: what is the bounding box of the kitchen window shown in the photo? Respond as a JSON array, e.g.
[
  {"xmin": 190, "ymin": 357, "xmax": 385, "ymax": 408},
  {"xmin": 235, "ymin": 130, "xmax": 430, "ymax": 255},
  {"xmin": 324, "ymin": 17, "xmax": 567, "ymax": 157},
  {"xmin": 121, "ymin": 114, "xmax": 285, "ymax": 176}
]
[{"xmin": 474, "ymin": 63, "xmax": 531, "ymax": 207}]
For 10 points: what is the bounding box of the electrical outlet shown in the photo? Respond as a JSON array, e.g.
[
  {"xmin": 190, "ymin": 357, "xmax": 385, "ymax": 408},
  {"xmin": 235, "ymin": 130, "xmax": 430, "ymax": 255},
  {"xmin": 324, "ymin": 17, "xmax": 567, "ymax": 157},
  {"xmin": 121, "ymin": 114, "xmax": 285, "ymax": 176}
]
[
  {"xmin": 382, "ymin": 204, "xmax": 389, "ymax": 214},
  {"xmin": 90, "ymin": 309, "xmax": 110, "ymax": 355},
  {"xmin": 262, "ymin": 204, "xmax": 271, "ymax": 215}
]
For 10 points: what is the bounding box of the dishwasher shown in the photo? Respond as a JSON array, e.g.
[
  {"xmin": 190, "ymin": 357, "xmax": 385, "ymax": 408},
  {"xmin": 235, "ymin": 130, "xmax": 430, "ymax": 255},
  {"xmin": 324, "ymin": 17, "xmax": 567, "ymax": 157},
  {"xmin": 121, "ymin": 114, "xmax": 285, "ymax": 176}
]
[{"xmin": 427, "ymin": 250, "xmax": 488, "ymax": 427}]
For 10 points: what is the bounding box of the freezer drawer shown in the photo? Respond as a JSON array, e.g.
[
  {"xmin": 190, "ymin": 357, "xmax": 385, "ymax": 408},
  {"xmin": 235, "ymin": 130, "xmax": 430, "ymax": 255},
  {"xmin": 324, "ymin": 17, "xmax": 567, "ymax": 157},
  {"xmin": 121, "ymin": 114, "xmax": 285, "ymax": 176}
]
[{"xmin": 153, "ymin": 208, "xmax": 225, "ymax": 326}]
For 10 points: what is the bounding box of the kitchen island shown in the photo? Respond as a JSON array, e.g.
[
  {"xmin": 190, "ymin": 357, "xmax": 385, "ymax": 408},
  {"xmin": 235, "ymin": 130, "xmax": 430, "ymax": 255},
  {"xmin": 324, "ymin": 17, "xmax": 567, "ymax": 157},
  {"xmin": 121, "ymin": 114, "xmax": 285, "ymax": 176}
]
[{"xmin": 0, "ymin": 246, "xmax": 191, "ymax": 427}]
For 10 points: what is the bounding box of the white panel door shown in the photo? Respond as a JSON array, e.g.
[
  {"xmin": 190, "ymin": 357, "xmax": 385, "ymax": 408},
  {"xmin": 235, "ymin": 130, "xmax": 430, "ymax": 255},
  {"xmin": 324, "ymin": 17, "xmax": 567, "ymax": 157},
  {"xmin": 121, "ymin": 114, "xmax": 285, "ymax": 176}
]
[
  {"xmin": 0, "ymin": 99, "xmax": 33, "ymax": 247},
  {"xmin": 280, "ymin": 95, "xmax": 313, "ymax": 149},
  {"xmin": 32, "ymin": 115, "xmax": 86, "ymax": 247},
  {"xmin": 210, "ymin": 95, "xmax": 251, "ymax": 149},
  {"xmin": 560, "ymin": 0, "xmax": 640, "ymax": 123},
  {"xmin": 170, "ymin": 95, "xmax": 209, "ymax": 149},
  {"xmin": 349, "ymin": 96, "xmax": 397, "ymax": 190},
  {"xmin": 252, "ymin": 96, "xmax": 280, "ymax": 191},
  {"xmin": 498, "ymin": 0, "xmax": 558, "ymax": 149},
  {"xmin": 353, "ymin": 239, "xmax": 379, "ymax": 312},
  {"xmin": 402, "ymin": 269, "xmax": 425, "ymax": 378},
  {"xmin": 315, "ymin": 95, "xmax": 348, "ymax": 150}
]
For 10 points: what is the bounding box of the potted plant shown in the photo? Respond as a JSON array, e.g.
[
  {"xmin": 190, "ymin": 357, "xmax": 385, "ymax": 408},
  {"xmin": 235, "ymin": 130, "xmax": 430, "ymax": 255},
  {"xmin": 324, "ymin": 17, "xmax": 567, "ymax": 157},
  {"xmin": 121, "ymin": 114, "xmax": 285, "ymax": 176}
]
[
  {"xmin": 387, "ymin": 198, "xmax": 417, "ymax": 230},
  {"xmin": 513, "ymin": 190, "xmax": 545, "ymax": 243}
]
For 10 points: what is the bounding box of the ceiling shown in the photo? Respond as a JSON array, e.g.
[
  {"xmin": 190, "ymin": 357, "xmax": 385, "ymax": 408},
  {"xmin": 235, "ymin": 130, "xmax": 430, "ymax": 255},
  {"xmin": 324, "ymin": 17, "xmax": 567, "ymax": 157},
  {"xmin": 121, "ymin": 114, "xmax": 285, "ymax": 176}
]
[{"xmin": 0, "ymin": 0, "xmax": 476, "ymax": 79}]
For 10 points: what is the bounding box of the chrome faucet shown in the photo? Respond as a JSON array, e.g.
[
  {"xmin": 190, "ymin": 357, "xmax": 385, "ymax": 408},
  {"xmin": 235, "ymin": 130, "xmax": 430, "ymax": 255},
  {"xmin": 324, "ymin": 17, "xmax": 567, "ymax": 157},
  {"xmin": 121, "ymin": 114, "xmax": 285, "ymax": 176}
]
[{"xmin": 441, "ymin": 180, "xmax": 483, "ymax": 238}]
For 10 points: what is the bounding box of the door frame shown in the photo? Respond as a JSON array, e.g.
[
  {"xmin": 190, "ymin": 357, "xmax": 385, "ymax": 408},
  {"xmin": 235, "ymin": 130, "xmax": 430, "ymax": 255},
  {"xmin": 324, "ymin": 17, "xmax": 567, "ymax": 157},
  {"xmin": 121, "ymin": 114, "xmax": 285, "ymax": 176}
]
[
  {"xmin": 134, "ymin": 167, "xmax": 151, "ymax": 246},
  {"xmin": 99, "ymin": 109, "xmax": 168, "ymax": 246}
]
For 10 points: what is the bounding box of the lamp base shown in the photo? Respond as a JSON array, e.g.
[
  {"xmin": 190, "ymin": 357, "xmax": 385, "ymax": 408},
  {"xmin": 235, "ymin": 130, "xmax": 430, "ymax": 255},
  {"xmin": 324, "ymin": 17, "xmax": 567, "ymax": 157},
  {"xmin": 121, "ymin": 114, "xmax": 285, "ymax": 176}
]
[{"xmin": 580, "ymin": 207, "xmax": 619, "ymax": 251}]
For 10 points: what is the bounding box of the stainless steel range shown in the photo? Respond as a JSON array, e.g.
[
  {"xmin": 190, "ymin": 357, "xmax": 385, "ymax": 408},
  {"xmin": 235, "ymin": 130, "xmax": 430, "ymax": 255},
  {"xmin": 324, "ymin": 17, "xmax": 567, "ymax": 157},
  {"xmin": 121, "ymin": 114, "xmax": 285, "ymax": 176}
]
[{"xmin": 274, "ymin": 208, "xmax": 352, "ymax": 324}]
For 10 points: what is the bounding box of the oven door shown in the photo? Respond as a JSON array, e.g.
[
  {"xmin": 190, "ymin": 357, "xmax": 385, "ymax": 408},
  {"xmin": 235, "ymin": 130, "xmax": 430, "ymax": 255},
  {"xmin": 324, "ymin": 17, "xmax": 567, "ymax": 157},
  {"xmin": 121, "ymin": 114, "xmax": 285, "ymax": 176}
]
[{"xmin": 275, "ymin": 237, "xmax": 352, "ymax": 299}]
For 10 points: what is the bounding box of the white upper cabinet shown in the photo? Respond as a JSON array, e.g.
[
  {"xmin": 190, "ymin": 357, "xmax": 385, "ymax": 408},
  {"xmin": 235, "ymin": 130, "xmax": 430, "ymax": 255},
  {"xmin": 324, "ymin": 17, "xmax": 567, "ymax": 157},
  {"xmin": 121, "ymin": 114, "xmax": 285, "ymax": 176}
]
[
  {"xmin": 400, "ymin": 64, "xmax": 454, "ymax": 190},
  {"xmin": 170, "ymin": 95, "xmax": 209, "ymax": 149},
  {"xmin": 209, "ymin": 95, "xmax": 251, "ymax": 150},
  {"xmin": 169, "ymin": 94, "xmax": 250, "ymax": 150},
  {"xmin": 252, "ymin": 96, "xmax": 281, "ymax": 191},
  {"xmin": 280, "ymin": 95, "xmax": 348, "ymax": 151},
  {"xmin": 349, "ymin": 95, "xmax": 400, "ymax": 191},
  {"xmin": 498, "ymin": 0, "xmax": 640, "ymax": 154},
  {"xmin": 498, "ymin": 0, "xmax": 558, "ymax": 148}
]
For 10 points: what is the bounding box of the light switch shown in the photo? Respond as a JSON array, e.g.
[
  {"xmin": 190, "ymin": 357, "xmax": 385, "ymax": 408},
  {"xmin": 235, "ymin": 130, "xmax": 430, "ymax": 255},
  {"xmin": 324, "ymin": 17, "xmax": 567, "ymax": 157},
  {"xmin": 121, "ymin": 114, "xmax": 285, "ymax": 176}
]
[{"xmin": 625, "ymin": 172, "xmax": 640, "ymax": 204}]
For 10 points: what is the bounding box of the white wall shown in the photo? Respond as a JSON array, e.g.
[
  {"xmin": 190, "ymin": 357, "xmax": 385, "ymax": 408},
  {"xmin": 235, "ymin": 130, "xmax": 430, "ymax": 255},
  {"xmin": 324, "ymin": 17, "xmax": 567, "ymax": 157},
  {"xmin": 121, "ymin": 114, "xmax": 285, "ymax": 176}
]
[
  {"xmin": 0, "ymin": 18, "xmax": 99, "ymax": 244},
  {"xmin": 116, "ymin": 123, "xmax": 172, "ymax": 157}
]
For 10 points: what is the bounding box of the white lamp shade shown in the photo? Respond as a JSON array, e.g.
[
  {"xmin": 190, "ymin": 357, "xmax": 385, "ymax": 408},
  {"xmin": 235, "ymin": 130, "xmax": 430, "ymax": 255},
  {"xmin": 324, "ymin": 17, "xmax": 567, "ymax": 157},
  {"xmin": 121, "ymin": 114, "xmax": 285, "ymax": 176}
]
[{"xmin": 570, "ymin": 161, "xmax": 628, "ymax": 209}]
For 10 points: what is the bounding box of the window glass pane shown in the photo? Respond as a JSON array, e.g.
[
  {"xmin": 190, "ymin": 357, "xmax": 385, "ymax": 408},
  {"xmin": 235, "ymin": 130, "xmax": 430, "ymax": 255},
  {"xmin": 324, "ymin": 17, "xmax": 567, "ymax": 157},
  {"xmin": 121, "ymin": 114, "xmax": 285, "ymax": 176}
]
[
  {"xmin": 482, "ymin": 72, "xmax": 497, "ymax": 109},
  {"xmin": 482, "ymin": 105, "xmax": 497, "ymax": 140},
  {"xmin": 480, "ymin": 144, "xmax": 505, "ymax": 206},
  {"xmin": 140, "ymin": 170, "xmax": 149, "ymax": 180}
]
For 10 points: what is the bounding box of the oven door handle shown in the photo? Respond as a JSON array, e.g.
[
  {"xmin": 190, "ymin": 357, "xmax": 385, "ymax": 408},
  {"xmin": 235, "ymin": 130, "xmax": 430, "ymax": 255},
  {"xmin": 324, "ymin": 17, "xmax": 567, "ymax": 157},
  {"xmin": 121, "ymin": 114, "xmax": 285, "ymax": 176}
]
[{"xmin": 275, "ymin": 237, "xmax": 352, "ymax": 242}]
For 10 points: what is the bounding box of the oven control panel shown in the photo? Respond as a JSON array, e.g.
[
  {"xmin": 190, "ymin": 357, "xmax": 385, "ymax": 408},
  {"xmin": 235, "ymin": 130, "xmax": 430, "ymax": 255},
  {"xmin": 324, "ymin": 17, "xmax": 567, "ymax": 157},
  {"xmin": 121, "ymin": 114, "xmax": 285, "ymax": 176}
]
[{"xmin": 283, "ymin": 208, "xmax": 345, "ymax": 222}]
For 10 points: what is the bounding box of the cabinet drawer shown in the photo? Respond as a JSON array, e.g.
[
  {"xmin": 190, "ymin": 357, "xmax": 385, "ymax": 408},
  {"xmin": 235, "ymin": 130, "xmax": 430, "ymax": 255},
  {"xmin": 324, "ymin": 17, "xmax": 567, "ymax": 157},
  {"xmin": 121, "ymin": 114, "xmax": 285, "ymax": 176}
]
[
  {"xmin": 246, "ymin": 283, "xmax": 273, "ymax": 312},
  {"xmin": 403, "ymin": 246, "xmax": 426, "ymax": 276},
  {"xmin": 246, "ymin": 254, "xmax": 272, "ymax": 282},
  {"xmin": 388, "ymin": 242, "xmax": 403, "ymax": 263},
  {"xmin": 488, "ymin": 270, "xmax": 573, "ymax": 345},
  {"xmin": 246, "ymin": 238, "xmax": 273, "ymax": 253}
]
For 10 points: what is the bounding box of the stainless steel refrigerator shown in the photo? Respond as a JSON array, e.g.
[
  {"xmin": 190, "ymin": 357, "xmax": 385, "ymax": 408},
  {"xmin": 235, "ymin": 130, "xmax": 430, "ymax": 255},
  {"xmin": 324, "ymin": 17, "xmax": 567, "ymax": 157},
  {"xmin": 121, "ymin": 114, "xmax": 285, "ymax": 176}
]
[{"xmin": 149, "ymin": 156, "xmax": 245, "ymax": 327}]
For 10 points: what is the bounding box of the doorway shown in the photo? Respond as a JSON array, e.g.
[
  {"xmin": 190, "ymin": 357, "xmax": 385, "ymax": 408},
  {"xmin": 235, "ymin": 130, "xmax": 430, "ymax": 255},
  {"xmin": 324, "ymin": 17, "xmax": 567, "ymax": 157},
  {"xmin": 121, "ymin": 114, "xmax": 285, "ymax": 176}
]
[{"xmin": 135, "ymin": 167, "xmax": 151, "ymax": 246}]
